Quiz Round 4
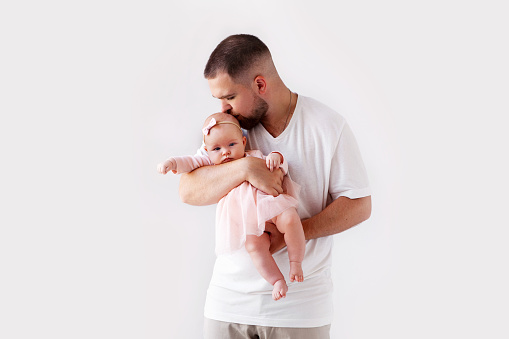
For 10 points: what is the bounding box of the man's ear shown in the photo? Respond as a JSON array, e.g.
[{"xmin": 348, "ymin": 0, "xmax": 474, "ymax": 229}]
[{"xmin": 253, "ymin": 76, "xmax": 267, "ymax": 94}]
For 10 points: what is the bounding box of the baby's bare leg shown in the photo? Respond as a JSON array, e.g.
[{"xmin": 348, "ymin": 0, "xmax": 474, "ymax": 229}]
[
  {"xmin": 273, "ymin": 208, "xmax": 305, "ymax": 282},
  {"xmin": 245, "ymin": 233, "xmax": 288, "ymax": 301}
]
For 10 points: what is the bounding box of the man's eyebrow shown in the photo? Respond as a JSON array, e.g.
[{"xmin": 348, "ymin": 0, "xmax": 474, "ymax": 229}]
[{"xmin": 213, "ymin": 93, "xmax": 235, "ymax": 100}]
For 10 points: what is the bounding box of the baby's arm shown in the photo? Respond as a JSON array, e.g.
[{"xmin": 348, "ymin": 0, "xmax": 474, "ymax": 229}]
[
  {"xmin": 157, "ymin": 154, "xmax": 213, "ymax": 175},
  {"xmin": 265, "ymin": 152, "xmax": 288, "ymax": 174},
  {"xmin": 157, "ymin": 158, "xmax": 177, "ymax": 175}
]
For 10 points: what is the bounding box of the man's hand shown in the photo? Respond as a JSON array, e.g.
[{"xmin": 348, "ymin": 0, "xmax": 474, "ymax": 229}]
[
  {"xmin": 265, "ymin": 222, "xmax": 287, "ymax": 254},
  {"xmin": 245, "ymin": 157, "xmax": 284, "ymax": 197}
]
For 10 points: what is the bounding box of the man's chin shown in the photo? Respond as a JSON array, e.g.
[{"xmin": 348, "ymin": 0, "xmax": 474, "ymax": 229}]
[{"xmin": 238, "ymin": 118, "xmax": 258, "ymax": 130}]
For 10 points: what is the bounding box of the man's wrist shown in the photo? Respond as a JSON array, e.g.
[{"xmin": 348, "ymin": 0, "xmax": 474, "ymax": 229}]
[{"xmin": 240, "ymin": 156, "xmax": 252, "ymax": 182}]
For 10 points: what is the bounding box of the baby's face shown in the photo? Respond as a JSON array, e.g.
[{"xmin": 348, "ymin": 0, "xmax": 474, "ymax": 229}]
[{"xmin": 204, "ymin": 124, "xmax": 246, "ymax": 165}]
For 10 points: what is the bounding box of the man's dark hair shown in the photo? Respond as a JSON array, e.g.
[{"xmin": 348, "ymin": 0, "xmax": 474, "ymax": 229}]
[{"xmin": 204, "ymin": 34, "xmax": 270, "ymax": 81}]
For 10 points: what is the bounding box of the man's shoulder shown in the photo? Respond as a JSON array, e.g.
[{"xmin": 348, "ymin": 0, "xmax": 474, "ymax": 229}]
[{"xmin": 298, "ymin": 95, "xmax": 347, "ymax": 129}]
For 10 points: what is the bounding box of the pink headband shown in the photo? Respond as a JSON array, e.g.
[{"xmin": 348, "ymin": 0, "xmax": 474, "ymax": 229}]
[{"xmin": 202, "ymin": 118, "xmax": 242, "ymax": 139}]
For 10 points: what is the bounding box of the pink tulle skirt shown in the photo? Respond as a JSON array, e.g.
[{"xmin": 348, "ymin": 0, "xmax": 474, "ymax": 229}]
[{"xmin": 215, "ymin": 176, "xmax": 300, "ymax": 255}]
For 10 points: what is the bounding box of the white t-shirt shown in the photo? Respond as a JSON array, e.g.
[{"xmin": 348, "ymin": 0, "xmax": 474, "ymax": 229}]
[{"xmin": 203, "ymin": 95, "xmax": 371, "ymax": 327}]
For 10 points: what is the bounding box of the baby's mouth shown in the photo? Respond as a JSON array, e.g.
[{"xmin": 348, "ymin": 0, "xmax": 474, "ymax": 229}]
[{"xmin": 222, "ymin": 158, "xmax": 232, "ymax": 164}]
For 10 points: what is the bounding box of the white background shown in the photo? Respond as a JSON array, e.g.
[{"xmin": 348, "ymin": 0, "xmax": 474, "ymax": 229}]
[{"xmin": 1, "ymin": 1, "xmax": 508, "ymax": 338}]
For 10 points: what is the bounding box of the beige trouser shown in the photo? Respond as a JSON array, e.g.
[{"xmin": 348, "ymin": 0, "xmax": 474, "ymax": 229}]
[{"xmin": 204, "ymin": 318, "xmax": 331, "ymax": 339}]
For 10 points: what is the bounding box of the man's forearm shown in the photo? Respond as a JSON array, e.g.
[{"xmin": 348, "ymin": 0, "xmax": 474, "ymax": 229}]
[
  {"xmin": 179, "ymin": 160, "xmax": 246, "ymax": 206},
  {"xmin": 269, "ymin": 195, "xmax": 371, "ymax": 253},
  {"xmin": 302, "ymin": 196, "xmax": 372, "ymax": 240},
  {"xmin": 179, "ymin": 156, "xmax": 285, "ymax": 206}
]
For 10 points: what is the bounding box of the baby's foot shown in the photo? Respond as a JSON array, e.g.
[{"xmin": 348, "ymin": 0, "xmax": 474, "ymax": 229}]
[
  {"xmin": 290, "ymin": 261, "xmax": 304, "ymax": 282},
  {"xmin": 272, "ymin": 279, "xmax": 288, "ymax": 301}
]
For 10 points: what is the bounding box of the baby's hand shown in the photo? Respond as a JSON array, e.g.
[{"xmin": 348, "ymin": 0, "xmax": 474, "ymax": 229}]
[
  {"xmin": 266, "ymin": 153, "xmax": 282, "ymax": 172},
  {"xmin": 157, "ymin": 158, "xmax": 176, "ymax": 175}
]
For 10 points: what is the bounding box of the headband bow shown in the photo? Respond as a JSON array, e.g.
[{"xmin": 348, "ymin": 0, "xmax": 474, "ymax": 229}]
[
  {"xmin": 202, "ymin": 118, "xmax": 218, "ymax": 136},
  {"xmin": 202, "ymin": 118, "xmax": 242, "ymax": 137}
]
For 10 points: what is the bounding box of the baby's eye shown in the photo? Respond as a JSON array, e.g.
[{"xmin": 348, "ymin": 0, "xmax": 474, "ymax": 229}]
[
  {"xmin": 213, "ymin": 147, "xmax": 221, "ymax": 151},
  {"xmin": 229, "ymin": 143, "xmax": 236, "ymax": 147}
]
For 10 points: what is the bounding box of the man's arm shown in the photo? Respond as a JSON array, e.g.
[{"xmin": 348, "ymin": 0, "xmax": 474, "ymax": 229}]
[
  {"xmin": 303, "ymin": 196, "xmax": 372, "ymax": 239},
  {"xmin": 179, "ymin": 156, "xmax": 285, "ymax": 206},
  {"xmin": 269, "ymin": 196, "xmax": 372, "ymax": 253}
]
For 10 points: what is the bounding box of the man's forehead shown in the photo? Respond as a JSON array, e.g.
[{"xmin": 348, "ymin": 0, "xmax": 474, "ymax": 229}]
[{"xmin": 208, "ymin": 73, "xmax": 238, "ymax": 98}]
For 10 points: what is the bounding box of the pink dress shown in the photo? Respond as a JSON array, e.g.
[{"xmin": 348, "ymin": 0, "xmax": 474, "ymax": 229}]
[{"xmin": 173, "ymin": 150, "xmax": 300, "ymax": 255}]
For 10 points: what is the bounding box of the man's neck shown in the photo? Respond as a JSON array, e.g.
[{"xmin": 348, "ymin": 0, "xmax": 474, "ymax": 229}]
[{"xmin": 261, "ymin": 90, "xmax": 296, "ymax": 138}]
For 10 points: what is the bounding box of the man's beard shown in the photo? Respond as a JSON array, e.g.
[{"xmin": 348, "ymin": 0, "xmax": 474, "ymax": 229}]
[{"xmin": 236, "ymin": 96, "xmax": 269, "ymax": 130}]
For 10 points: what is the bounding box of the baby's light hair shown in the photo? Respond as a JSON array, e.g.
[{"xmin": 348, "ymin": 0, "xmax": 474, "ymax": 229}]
[{"xmin": 202, "ymin": 113, "xmax": 243, "ymax": 142}]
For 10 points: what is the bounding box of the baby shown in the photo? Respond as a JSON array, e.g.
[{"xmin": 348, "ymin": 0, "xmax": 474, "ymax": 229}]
[{"xmin": 158, "ymin": 113, "xmax": 305, "ymax": 300}]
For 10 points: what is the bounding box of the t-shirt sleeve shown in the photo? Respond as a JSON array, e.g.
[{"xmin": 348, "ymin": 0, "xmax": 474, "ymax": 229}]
[{"xmin": 329, "ymin": 122, "xmax": 371, "ymax": 200}]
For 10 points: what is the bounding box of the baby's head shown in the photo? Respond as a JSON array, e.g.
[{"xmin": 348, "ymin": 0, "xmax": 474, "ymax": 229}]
[{"xmin": 202, "ymin": 113, "xmax": 246, "ymax": 165}]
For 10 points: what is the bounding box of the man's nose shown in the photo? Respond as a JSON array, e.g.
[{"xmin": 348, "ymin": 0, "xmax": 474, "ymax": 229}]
[{"xmin": 221, "ymin": 101, "xmax": 232, "ymax": 113}]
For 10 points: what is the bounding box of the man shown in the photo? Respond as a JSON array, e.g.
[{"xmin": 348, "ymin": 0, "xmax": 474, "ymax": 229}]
[{"xmin": 179, "ymin": 34, "xmax": 371, "ymax": 339}]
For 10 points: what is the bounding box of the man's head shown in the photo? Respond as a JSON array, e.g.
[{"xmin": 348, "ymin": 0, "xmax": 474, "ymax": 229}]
[
  {"xmin": 204, "ymin": 34, "xmax": 279, "ymax": 129},
  {"xmin": 204, "ymin": 34, "xmax": 272, "ymax": 85}
]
